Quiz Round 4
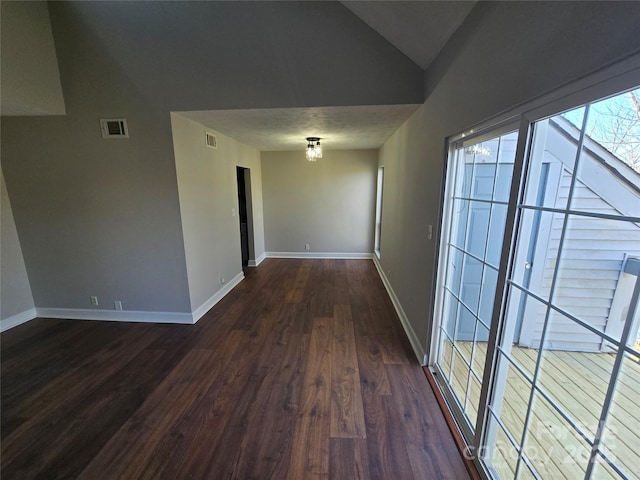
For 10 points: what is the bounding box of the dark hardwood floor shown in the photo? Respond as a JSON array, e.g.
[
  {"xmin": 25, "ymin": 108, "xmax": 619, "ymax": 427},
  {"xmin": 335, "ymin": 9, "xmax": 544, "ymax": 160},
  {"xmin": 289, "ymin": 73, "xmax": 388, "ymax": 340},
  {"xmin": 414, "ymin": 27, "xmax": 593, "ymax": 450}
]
[{"xmin": 1, "ymin": 259, "xmax": 469, "ymax": 479}]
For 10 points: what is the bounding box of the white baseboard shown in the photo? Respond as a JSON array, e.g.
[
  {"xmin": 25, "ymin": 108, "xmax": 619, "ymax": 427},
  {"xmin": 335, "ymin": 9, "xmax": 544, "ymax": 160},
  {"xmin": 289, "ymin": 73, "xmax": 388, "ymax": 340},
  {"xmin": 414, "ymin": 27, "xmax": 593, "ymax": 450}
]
[
  {"xmin": 265, "ymin": 252, "xmax": 373, "ymax": 259},
  {"xmin": 191, "ymin": 271, "xmax": 244, "ymax": 322},
  {"xmin": 372, "ymin": 256, "xmax": 426, "ymax": 364},
  {"xmin": 1, "ymin": 273, "xmax": 246, "ymax": 330},
  {"xmin": 0, "ymin": 308, "xmax": 37, "ymax": 332},
  {"xmin": 35, "ymin": 307, "xmax": 194, "ymax": 324},
  {"xmin": 248, "ymin": 252, "xmax": 266, "ymax": 267}
]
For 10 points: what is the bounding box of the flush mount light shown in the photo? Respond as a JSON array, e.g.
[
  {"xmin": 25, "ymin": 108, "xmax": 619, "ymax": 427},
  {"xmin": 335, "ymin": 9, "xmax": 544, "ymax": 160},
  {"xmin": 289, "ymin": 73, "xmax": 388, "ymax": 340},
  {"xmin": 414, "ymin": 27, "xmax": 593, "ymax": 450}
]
[{"xmin": 305, "ymin": 137, "xmax": 323, "ymax": 161}]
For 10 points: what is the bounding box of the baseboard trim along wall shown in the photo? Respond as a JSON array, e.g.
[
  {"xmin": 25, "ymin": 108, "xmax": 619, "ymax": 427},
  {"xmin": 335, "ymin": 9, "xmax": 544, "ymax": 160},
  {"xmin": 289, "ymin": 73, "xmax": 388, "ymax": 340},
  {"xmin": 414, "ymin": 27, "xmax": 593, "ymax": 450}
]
[
  {"xmin": 1, "ymin": 260, "xmax": 421, "ymax": 353},
  {"xmin": 2, "ymin": 271, "xmax": 246, "ymax": 332},
  {"xmin": 191, "ymin": 271, "xmax": 244, "ymax": 322},
  {"xmin": 0, "ymin": 308, "xmax": 38, "ymax": 332},
  {"xmin": 265, "ymin": 252, "xmax": 373, "ymax": 259},
  {"xmin": 372, "ymin": 256, "xmax": 426, "ymax": 364},
  {"xmin": 248, "ymin": 252, "xmax": 266, "ymax": 267},
  {"xmin": 35, "ymin": 307, "xmax": 194, "ymax": 325}
]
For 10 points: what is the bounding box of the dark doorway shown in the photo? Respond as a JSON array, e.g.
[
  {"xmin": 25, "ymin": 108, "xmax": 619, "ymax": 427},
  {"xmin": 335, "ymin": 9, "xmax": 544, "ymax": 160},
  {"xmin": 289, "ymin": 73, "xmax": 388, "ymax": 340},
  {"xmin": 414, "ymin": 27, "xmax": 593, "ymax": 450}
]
[{"xmin": 236, "ymin": 167, "xmax": 250, "ymax": 267}]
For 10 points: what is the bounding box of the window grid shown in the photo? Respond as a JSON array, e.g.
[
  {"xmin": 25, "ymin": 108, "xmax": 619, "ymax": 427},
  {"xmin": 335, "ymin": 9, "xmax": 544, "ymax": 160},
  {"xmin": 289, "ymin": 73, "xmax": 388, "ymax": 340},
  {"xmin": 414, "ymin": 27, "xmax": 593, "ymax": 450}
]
[
  {"xmin": 501, "ymin": 102, "xmax": 637, "ymax": 480},
  {"xmin": 440, "ymin": 147, "xmax": 477, "ymax": 418},
  {"xmin": 509, "ymin": 105, "xmax": 591, "ymax": 480},
  {"xmin": 437, "ymin": 135, "xmax": 514, "ymax": 435},
  {"xmin": 448, "ymin": 243, "xmax": 501, "ymax": 273},
  {"xmin": 443, "ymin": 284, "xmax": 492, "ymax": 332},
  {"xmin": 506, "ymin": 281, "xmax": 632, "ymax": 353},
  {"xmin": 583, "ymin": 284, "xmax": 639, "ymax": 480},
  {"xmin": 497, "ymin": 345, "xmax": 596, "ymax": 447},
  {"xmin": 518, "ymin": 204, "xmax": 640, "ymax": 225},
  {"xmin": 434, "ymin": 86, "xmax": 640, "ymax": 480},
  {"xmin": 593, "ymin": 449, "xmax": 630, "ymax": 480}
]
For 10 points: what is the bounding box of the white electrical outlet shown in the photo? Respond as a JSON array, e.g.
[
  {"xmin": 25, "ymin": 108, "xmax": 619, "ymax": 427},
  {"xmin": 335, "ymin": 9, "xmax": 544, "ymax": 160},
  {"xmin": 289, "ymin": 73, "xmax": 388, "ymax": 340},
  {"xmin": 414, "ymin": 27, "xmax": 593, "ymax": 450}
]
[
  {"xmin": 305, "ymin": 243, "xmax": 310, "ymax": 251},
  {"xmin": 220, "ymin": 277, "xmax": 226, "ymax": 285},
  {"xmin": 90, "ymin": 296, "xmax": 99, "ymax": 306},
  {"xmin": 114, "ymin": 301, "xmax": 123, "ymax": 311},
  {"xmin": 428, "ymin": 224, "xmax": 433, "ymax": 240}
]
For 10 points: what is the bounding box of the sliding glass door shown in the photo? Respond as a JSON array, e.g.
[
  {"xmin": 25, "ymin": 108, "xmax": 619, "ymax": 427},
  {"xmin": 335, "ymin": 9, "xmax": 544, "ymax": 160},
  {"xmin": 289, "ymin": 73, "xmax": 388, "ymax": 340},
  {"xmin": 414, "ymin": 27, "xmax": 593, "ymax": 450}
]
[
  {"xmin": 434, "ymin": 125, "xmax": 519, "ymax": 438},
  {"xmin": 432, "ymin": 87, "xmax": 640, "ymax": 480}
]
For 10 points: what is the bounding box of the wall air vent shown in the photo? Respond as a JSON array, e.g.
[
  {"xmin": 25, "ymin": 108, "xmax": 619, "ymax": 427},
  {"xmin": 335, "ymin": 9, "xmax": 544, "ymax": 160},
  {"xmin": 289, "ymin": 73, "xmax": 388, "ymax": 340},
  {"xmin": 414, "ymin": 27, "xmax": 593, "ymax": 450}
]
[
  {"xmin": 205, "ymin": 132, "xmax": 217, "ymax": 149},
  {"xmin": 100, "ymin": 118, "xmax": 129, "ymax": 138}
]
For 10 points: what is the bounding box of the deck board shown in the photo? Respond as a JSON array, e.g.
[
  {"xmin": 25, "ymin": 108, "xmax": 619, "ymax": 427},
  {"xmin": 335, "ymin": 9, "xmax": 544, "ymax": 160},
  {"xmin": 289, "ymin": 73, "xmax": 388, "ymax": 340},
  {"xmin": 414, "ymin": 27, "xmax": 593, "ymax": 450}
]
[{"xmin": 453, "ymin": 342, "xmax": 639, "ymax": 479}]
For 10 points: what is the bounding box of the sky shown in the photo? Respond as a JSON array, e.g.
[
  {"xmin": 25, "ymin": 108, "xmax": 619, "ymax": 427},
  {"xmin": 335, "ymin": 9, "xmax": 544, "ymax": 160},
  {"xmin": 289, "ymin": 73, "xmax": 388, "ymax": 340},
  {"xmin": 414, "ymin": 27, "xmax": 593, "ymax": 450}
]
[{"xmin": 562, "ymin": 88, "xmax": 640, "ymax": 173}]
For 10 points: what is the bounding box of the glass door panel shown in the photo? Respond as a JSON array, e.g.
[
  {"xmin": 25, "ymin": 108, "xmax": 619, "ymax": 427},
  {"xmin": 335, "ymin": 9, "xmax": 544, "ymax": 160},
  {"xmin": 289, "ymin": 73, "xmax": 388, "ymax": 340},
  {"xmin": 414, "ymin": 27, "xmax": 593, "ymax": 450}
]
[
  {"xmin": 482, "ymin": 87, "xmax": 640, "ymax": 480},
  {"xmin": 434, "ymin": 128, "xmax": 518, "ymax": 436}
]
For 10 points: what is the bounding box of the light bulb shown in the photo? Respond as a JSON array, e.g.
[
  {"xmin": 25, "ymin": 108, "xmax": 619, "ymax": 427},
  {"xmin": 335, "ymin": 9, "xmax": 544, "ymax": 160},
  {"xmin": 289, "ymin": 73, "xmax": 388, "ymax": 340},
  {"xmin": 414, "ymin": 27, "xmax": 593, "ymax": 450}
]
[{"xmin": 306, "ymin": 146, "xmax": 317, "ymax": 161}]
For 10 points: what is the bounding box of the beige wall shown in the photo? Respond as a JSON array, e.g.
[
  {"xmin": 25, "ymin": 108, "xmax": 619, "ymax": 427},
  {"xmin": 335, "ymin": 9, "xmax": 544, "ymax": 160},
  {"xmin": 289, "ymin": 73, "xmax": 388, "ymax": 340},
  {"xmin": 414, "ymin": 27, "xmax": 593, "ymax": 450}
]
[
  {"xmin": 1, "ymin": 1, "xmax": 65, "ymax": 115},
  {"xmin": 261, "ymin": 150, "xmax": 377, "ymax": 255},
  {"xmin": 1, "ymin": 169, "xmax": 35, "ymax": 321},
  {"xmin": 171, "ymin": 113, "xmax": 265, "ymax": 311},
  {"xmin": 378, "ymin": 1, "xmax": 640, "ymax": 358}
]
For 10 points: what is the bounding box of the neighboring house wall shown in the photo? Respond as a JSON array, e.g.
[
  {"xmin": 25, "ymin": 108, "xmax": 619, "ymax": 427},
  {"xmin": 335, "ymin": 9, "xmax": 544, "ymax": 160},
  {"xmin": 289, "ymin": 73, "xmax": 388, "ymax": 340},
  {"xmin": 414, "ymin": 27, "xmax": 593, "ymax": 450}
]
[
  {"xmin": 1, "ymin": 169, "xmax": 35, "ymax": 327},
  {"xmin": 0, "ymin": 1, "xmax": 65, "ymax": 116},
  {"xmin": 377, "ymin": 1, "xmax": 640, "ymax": 358},
  {"xmin": 261, "ymin": 150, "xmax": 377, "ymax": 256},
  {"xmin": 518, "ymin": 120, "xmax": 640, "ymax": 352},
  {"xmin": 171, "ymin": 113, "xmax": 265, "ymax": 313}
]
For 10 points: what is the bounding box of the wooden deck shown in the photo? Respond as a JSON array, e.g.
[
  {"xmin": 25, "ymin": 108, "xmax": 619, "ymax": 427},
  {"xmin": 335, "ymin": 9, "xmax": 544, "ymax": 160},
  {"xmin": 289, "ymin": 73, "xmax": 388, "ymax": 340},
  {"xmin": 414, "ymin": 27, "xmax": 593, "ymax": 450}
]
[{"xmin": 451, "ymin": 342, "xmax": 640, "ymax": 479}]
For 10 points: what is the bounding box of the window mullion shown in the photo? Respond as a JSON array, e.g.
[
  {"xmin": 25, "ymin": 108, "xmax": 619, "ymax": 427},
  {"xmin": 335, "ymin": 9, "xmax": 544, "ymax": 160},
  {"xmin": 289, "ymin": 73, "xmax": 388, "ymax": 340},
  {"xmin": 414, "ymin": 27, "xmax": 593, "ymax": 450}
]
[
  {"xmin": 511, "ymin": 105, "xmax": 592, "ymax": 479},
  {"xmin": 474, "ymin": 116, "xmax": 532, "ymax": 459}
]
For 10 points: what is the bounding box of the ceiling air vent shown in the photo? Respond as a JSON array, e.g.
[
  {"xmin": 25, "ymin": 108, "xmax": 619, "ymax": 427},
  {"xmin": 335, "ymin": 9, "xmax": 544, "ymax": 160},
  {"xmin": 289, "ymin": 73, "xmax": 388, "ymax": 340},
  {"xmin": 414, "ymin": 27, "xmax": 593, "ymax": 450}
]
[
  {"xmin": 205, "ymin": 132, "xmax": 217, "ymax": 149},
  {"xmin": 100, "ymin": 118, "xmax": 129, "ymax": 138}
]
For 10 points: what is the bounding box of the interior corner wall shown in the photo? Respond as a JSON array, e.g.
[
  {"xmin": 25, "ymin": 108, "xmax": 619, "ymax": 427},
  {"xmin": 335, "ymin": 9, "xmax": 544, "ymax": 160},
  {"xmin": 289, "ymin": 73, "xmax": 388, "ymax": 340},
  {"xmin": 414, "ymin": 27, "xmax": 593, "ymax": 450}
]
[
  {"xmin": 171, "ymin": 113, "xmax": 265, "ymax": 312},
  {"xmin": 261, "ymin": 149, "xmax": 378, "ymax": 255},
  {"xmin": 378, "ymin": 1, "xmax": 640, "ymax": 355},
  {"xmin": 1, "ymin": 110, "xmax": 192, "ymax": 315},
  {"xmin": 1, "ymin": 169, "xmax": 35, "ymax": 322},
  {"xmin": 0, "ymin": 1, "xmax": 66, "ymax": 116},
  {"xmin": 0, "ymin": 0, "xmax": 424, "ymax": 326}
]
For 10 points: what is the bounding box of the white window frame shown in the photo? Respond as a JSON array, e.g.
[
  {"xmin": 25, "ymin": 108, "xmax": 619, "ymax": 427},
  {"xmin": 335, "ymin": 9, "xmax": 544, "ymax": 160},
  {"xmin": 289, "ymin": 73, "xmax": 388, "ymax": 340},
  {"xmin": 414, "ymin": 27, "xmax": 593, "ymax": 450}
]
[{"xmin": 427, "ymin": 57, "xmax": 640, "ymax": 480}]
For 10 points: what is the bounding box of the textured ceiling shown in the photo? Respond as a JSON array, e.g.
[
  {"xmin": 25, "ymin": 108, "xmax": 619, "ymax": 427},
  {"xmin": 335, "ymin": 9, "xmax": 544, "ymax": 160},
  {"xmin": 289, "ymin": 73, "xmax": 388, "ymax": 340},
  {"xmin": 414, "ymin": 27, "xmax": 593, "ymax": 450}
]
[
  {"xmin": 341, "ymin": 1, "xmax": 476, "ymax": 70},
  {"xmin": 179, "ymin": 105, "xmax": 421, "ymax": 151}
]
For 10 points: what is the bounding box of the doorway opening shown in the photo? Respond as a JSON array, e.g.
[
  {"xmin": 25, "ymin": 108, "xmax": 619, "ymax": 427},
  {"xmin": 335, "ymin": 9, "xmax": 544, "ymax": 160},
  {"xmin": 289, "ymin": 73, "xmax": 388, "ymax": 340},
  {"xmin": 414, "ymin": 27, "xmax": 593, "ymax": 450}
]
[
  {"xmin": 374, "ymin": 166, "xmax": 384, "ymax": 258},
  {"xmin": 236, "ymin": 166, "xmax": 255, "ymax": 268}
]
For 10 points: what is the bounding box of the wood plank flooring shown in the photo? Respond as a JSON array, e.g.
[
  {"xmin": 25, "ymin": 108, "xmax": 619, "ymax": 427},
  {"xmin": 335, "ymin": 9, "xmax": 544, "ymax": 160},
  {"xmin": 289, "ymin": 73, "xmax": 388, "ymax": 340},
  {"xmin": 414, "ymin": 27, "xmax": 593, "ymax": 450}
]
[{"xmin": 1, "ymin": 259, "xmax": 469, "ymax": 479}]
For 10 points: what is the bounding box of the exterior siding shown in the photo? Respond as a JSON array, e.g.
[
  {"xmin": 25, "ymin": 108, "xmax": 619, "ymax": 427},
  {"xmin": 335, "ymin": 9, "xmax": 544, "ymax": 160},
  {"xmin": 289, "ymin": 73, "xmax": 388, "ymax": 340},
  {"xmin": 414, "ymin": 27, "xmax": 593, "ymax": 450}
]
[{"xmin": 528, "ymin": 166, "xmax": 640, "ymax": 352}]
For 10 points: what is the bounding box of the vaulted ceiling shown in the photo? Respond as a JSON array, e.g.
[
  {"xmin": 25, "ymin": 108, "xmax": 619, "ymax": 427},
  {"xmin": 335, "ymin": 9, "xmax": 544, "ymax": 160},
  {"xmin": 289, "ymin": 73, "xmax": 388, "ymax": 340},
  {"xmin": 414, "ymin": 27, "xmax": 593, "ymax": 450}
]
[
  {"xmin": 181, "ymin": 1, "xmax": 476, "ymax": 151},
  {"xmin": 342, "ymin": 1, "xmax": 476, "ymax": 70},
  {"xmin": 2, "ymin": 1, "xmax": 477, "ymax": 150}
]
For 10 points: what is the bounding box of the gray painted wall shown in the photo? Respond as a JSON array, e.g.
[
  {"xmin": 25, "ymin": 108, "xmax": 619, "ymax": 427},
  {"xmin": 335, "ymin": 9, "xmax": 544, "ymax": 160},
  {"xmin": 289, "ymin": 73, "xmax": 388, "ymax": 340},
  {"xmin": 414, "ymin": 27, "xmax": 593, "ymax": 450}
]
[
  {"xmin": 378, "ymin": 1, "xmax": 640, "ymax": 355},
  {"xmin": 0, "ymin": 1, "xmax": 65, "ymax": 116},
  {"xmin": 1, "ymin": 112, "xmax": 192, "ymax": 313},
  {"xmin": 1, "ymin": 2, "xmax": 420, "ymax": 317},
  {"xmin": 172, "ymin": 113, "xmax": 265, "ymax": 311},
  {"xmin": 47, "ymin": 1, "xmax": 423, "ymax": 111},
  {"xmin": 1, "ymin": 169, "xmax": 35, "ymax": 320},
  {"xmin": 262, "ymin": 150, "xmax": 377, "ymax": 254}
]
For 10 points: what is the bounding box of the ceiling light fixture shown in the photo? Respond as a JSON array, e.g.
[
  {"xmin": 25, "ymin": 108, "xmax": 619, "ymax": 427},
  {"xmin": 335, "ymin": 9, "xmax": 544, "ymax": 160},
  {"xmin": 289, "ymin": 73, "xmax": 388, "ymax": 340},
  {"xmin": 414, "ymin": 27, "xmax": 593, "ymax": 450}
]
[{"xmin": 305, "ymin": 137, "xmax": 322, "ymax": 161}]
